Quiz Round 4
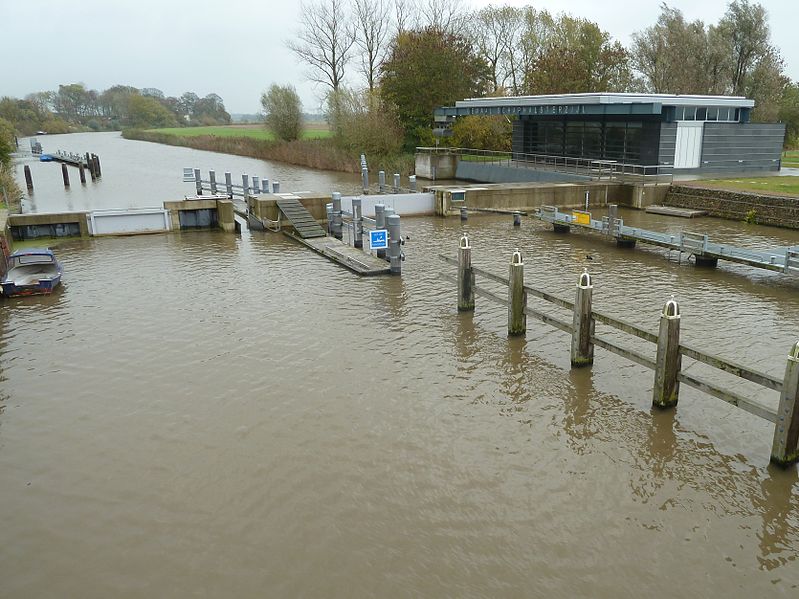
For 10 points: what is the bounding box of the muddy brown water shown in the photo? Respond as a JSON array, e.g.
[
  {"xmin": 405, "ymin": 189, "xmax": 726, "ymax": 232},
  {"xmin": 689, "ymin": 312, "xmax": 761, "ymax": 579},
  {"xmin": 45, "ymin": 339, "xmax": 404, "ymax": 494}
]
[{"xmin": 2, "ymin": 133, "xmax": 799, "ymax": 597}]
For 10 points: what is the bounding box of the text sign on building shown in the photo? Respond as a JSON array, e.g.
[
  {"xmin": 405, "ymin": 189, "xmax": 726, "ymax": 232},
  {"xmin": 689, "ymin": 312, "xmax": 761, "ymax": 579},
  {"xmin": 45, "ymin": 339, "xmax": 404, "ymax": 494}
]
[{"xmin": 369, "ymin": 229, "xmax": 388, "ymax": 250}]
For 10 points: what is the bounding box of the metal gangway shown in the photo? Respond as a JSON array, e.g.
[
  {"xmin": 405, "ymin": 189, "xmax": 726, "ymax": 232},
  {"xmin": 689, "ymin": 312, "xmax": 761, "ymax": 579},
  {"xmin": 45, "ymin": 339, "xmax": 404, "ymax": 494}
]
[{"xmin": 536, "ymin": 205, "xmax": 799, "ymax": 274}]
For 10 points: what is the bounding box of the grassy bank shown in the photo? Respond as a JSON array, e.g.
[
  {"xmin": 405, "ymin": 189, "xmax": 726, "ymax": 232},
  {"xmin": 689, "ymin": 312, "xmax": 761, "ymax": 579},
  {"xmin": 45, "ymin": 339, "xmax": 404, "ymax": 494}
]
[
  {"xmin": 123, "ymin": 126, "xmax": 413, "ymax": 175},
  {"xmin": 151, "ymin": 124, "xmax": 333, "ymax": 141},
  {"xmin": 685, "ymin": 176, "xmax": 799, "ymax": 196},
  {"xmin": 783, "ymin": 150, "xmax": 799, "ymax": 168}
]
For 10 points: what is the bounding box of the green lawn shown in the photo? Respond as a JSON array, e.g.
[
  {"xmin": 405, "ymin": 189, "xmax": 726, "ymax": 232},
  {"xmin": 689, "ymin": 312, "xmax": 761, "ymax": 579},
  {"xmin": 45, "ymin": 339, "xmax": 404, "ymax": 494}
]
[
  {"xmin": 689, "ymin": 176, "xmax": 799, "ymax": 196},
  {"xmin": 783, "ymin": 150, "xmax": 799, "ymax": 168},
  {"xmin": 146, "ymin": 124, "xmax": 332, "ymax": 140}
]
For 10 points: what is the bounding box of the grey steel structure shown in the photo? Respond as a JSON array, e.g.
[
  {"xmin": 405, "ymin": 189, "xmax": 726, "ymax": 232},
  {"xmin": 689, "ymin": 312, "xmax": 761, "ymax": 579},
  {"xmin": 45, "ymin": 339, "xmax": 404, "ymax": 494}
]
[{"xmin": 434, "ymin": 93, "xmax": 786, "ymax": 173}]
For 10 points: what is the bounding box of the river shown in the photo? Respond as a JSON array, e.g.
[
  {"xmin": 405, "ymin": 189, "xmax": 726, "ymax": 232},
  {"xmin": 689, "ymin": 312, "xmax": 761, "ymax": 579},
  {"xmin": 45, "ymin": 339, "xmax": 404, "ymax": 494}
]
[{"xmin": 2, "ymin": 132, "xmax": 799, "ymax": 597}]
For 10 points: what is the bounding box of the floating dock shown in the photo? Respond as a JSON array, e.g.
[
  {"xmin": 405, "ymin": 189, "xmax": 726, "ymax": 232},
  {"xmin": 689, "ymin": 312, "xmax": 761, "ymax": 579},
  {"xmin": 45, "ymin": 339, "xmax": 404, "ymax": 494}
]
[
  {"xmin": 536, "ymin": 205, "xmax": 799, "ymax": 273},
  {"xmin": 286, "ymin": 233, "xmax": 390, "ymax": 276},
  {"xmin": 645, "ymin": 205, "xmax": 708, "ymax": 218}
]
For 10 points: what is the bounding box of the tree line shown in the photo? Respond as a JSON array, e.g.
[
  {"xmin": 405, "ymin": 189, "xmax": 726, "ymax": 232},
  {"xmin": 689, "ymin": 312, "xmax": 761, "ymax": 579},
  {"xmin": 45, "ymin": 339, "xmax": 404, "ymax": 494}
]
[
  {"xmin": 0, "ymin": 84, "xmax": 232, "ymax": 136},
  {"xmin": 264, "ymin": 0, "xmax": 798, "ymax": 151}
]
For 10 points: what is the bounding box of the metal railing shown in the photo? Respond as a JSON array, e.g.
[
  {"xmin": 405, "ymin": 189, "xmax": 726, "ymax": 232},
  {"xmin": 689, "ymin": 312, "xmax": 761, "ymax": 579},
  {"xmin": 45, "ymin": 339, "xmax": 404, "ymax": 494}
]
[{"xmin": 417, "ymin": 146, "xmax": 674, "ymax": 185}]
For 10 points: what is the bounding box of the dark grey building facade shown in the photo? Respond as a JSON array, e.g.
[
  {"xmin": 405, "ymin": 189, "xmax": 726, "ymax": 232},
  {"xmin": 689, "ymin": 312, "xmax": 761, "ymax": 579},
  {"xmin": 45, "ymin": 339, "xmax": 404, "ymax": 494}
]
[{"xmin": 434, "ymin": 93, "xmax": 786, "ymax": 173}]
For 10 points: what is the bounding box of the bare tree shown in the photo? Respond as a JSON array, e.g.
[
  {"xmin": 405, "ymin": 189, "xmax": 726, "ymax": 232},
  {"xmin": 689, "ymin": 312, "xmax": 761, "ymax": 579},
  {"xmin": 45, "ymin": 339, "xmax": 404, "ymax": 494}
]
[
  {"xmin": 393, "ymin": 0, "xmax": 417, "ymax": 34},
  {"xmin": 716, "ymin": 0, "xmax": 772, "ymax": 95},
  {"xmin": 287, "ymin": 0, "xmax": 356, "ymax": 92},
  {"xmin": 354, "ymin": 0, "xmax": 391, "ymax": 92},
  {"xmin": 418, "ymin": 0, "xmax": 466, "ymax": 35},
  {"xmin": 471, "ymin": 5, "xmax": 524, "ymax": 94}
]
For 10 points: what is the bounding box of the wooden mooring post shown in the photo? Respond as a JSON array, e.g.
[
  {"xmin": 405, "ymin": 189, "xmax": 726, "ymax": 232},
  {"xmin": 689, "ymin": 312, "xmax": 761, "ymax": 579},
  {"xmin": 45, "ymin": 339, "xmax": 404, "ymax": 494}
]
[
  {"xmin": 24, "ymin": 165, "xmax": 33, "ymax": 190},
  {"xmin": 570, "ymin": 269, "xmax": 594, "ymax": 367},
  {"xmin": 457, "ymin": 235, "xmax": 474, "ymax": 312},
  {"xmin": 508, "ymin": 250, "xmax": 526, "ymax": 336},
  {"xmin": 78, "ymin": 163, "xmax": 86, "ymax": 184},
  {"xmin": 61, "ymin": 164, "xmax": 70, "ymax": 188},
  {"xmin": 653, "ymin": 297, "xmax": 681, "ymax": 409},
  {"xmin": 442, "ymin": 239, "xmax": 799, "ymax": 466},
  {"xmin": 772, "ymin": 341, "xmax": 799, "ymax": 466}
]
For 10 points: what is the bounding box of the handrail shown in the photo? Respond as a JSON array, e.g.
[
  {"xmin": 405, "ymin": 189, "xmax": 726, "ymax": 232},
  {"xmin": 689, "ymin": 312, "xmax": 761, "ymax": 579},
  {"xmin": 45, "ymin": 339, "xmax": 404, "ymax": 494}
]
[
  {"xmin": 418, "ymin": 146, "xmax": 673, "ymax": 184},
  {"xmin": 440, "ymin": 253, "xmax": 782, "ymax": 403}
]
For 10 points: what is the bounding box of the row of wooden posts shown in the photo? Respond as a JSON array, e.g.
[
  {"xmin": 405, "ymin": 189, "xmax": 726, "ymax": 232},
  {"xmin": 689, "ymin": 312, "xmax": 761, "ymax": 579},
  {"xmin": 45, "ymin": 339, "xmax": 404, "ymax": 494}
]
[
  {"xmin": 447, "ymin": 235, "xmax": 799, "ymax": 468},
  {"xmin": 23, "ymin": 153, "xmax": 102, "ymax": 192}
]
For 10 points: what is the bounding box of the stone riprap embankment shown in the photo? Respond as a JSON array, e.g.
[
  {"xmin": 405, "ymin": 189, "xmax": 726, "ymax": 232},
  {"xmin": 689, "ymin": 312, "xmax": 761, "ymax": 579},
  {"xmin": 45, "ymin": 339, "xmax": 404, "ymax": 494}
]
[{"xmin": 664, "ymin": 185, "xmax": 799, "ymax": 229}]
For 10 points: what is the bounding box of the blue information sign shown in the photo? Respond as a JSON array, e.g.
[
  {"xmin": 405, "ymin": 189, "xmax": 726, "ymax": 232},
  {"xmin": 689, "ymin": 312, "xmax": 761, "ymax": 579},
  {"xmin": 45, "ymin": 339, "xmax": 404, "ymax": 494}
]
[{"xmin": 369, "ymin": 229, "xmax": 388, "ymax": 250}]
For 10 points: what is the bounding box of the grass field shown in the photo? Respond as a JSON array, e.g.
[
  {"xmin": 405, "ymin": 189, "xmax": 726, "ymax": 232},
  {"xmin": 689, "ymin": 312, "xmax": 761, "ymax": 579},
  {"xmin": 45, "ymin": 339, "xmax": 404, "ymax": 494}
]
[
  {"xmin": 689, "ymin": 176, "xmax": 799, "ymax": 196},
  {"xmin": 147, "ymin": 124, "xmax": 332, "ymax": 141},
  {"xmin": 783, "ymin": 150, "xmax": 799, "ymax": 168}
]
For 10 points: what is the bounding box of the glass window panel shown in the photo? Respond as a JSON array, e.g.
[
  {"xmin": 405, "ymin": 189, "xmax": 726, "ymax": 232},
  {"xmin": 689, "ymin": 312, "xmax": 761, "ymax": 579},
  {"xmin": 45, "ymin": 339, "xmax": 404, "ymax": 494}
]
[
  {"xmin": 696, "ymin": 107, "xmax": 707, "ymax": 120},
  {"xmin": 707, "ymin": 107, "xmax": 717, "ymax": 121},
  {"xmin": 683, "ymin": 107, "xmax": 696, "ymax": 121}
]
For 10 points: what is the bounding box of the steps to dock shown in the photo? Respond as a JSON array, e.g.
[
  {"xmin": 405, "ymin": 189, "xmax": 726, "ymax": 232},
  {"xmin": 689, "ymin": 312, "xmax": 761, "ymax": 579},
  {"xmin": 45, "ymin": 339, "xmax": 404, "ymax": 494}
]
[{"xmin": 276, "ymin": 197, "xmax": 326, "ymax": 239}]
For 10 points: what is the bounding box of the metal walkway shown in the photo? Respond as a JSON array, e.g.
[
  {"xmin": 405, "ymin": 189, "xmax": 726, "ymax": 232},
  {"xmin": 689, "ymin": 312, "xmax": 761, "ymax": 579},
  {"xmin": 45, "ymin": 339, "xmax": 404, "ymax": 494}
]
[
  {"xmin": 276, "ymin": 197, "xmax": 326, "ymax": 239},
  {"xmin": 536, "ymin": 205, "xmax": 799, "ymax": 274}
]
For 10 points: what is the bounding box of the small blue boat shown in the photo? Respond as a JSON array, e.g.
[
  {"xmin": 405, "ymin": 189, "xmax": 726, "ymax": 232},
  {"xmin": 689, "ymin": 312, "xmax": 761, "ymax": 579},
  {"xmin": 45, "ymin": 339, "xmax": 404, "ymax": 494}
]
[
  {"xmin": 39, "ymin": 154, "xmax": 54, "ymax": 162},
  {"xmin": 1, "ymin": 248, "xmax": 63, "ymax": 297}
]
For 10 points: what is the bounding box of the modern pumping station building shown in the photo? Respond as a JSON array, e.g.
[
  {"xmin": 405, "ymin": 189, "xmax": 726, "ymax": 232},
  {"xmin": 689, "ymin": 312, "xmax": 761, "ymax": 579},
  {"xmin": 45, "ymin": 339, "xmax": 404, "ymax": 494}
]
[{"xmin": 434, "ymin": 93, "xmax": 786, "ymax": 175}]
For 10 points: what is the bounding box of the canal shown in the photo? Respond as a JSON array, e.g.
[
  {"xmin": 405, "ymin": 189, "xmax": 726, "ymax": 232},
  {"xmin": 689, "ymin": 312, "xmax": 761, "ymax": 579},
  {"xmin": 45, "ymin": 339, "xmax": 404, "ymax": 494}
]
[{"xmin": 2, "ymin": 132, "xmax": 798, "ymax": 596}]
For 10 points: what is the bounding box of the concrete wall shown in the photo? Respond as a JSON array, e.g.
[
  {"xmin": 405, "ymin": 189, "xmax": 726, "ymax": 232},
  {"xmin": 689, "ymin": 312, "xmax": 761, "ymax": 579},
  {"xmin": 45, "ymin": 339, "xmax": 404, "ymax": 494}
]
[
  {"xmin": 340, "ymin": 193, "xmax": 435, "ymax": 217},
  {"xmin": 429, "ymin": 182, "xmax": 635, "ymax": 216},
  {"xmin": 163, "ymin": 199, "xmax": 235, "ymax": 232},
  {"xmin": 455, "ymin": 161, "xmax": 592, "ymax": 184},
  {"xmin": 664, "ymin": 185, "xmax": 799, "ymax": 229},
  {"xmin": 415, "ymin": 152, "xmax": 458, "ymax": 180},
  {"xmin": 89, "ymin": 209, "xmax": 170, "ymax": 235},
  {"xmin": 9, "ymin": 212, "xmax": 91, "ymax": 239},
  {"xmin": 660, "ymin": 122, "xmax": 785, "ymax": 173}
]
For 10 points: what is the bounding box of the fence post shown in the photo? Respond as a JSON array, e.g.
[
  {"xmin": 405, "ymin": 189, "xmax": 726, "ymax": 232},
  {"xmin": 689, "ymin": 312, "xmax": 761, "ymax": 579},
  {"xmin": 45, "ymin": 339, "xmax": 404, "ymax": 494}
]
[
  {"xmin": 209, "ymin": 170, "xmax": 217, "ymax": 194},
  {"xmin": 225, "ymin": 172, "xmax": 233, "ymax": 197},
  {"xmin": 23, "ymin": 165, "xmax": 33, "ymax": 190},
  {"xmin": 771, "ymin": 341, "xmax": 799, "ymax": 467},
  {"xmin": 653, "ymin": 296, "xmax": 681, "ymax": 409},
  {"xmin": 457, "ymin": 235, "xmax": 474, "ymax": 312},
  {"xmin": 352, "ymin": 198, "xmax": 363, "ymax": 248},
  {"xmin": 374, "ymin": 204, "xmax": 386, "ymax": 259},
  {"xmin": 508, "ymin": 250, "xmax": 526, "ymax": 336},
  {"xmin": 194, "ymin": 168, "xmax": 202, "ymax": 195},
  {"xmin": 331, "ymin": 192, "xmax": 343, "ymax": 240},
  {"xmin": 570, "ymin": 269, "xmax": 594, "ymax": 367},
  {"xmin": 387, "ymin": 214, "xmax": 401, "ymax": 275}
]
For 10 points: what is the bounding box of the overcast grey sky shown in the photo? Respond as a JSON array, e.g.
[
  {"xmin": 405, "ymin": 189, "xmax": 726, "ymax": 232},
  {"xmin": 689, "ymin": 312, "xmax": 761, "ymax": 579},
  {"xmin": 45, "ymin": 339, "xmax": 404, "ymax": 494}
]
[{"xmin": 2, "ymin": 0, "xmax": 797, "ymax": 114}]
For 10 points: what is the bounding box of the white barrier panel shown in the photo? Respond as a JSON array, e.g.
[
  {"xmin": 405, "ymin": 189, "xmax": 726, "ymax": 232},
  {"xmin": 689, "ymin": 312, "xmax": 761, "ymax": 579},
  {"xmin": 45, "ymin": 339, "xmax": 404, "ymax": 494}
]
[
  {"xmin": 89, "ymin": 208, "xmax": 171, "ymax": 235},
  {"xmin": 341, "ymin": 192, "xmax": 434, "ymax": 217}
]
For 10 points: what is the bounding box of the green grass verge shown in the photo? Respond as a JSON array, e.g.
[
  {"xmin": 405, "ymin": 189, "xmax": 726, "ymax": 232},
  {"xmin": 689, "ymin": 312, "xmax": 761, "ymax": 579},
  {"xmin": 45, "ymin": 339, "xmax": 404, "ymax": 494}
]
[
  {"xmin": 146, "ymin": 125, "xmax": 332, "ymax": 141},
  {"xmin": 690, "ymin": 176, "xmax": 799, "ymax": 196},
  {"xmin": 783, "ymin": 150, "xmax": 799, "ymax": 168}
]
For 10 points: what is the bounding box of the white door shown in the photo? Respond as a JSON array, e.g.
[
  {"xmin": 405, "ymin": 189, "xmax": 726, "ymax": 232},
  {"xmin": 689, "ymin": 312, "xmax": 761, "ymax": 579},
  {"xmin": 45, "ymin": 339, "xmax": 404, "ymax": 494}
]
[{"xmin": 674, "ymin": 122, "xmax": 704, "ymax": 169}]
